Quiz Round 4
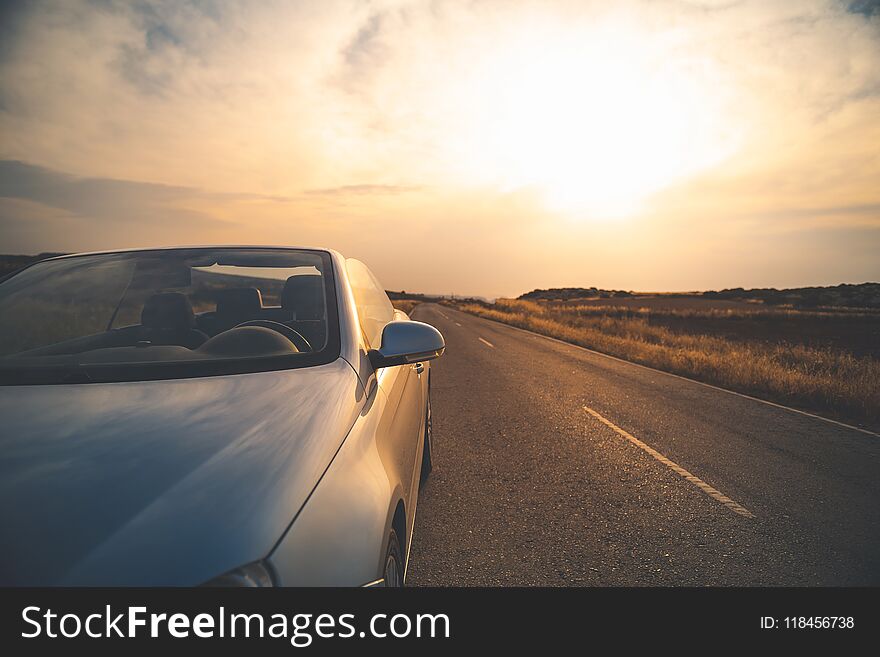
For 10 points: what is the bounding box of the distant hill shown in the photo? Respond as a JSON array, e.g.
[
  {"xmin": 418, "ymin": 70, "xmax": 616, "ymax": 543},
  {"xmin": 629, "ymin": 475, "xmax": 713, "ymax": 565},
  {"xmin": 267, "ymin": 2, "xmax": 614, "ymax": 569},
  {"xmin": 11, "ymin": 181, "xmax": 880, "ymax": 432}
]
[
  {"xmin": 519, "ymin": 283, "xmax": 880, "ymax": 309},
  {"xmin": 519, "ymin": 287, "xmax": 634, "ymax": 301},
  {"xmin": 702, "ymin": 283, "xmax": 880, "ymax": 309},
  {"xmin": 0, "ymin": 253, "xmax": 67, "ymax": 277}
]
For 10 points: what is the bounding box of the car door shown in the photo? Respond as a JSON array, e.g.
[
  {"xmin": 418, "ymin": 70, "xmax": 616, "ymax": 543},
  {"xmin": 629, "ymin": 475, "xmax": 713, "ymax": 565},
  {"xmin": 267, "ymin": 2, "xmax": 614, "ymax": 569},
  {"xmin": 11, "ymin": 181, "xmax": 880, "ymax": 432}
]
[{"xmin": 345, "ymin": 260, "xmax": 423, "ymax": 509}]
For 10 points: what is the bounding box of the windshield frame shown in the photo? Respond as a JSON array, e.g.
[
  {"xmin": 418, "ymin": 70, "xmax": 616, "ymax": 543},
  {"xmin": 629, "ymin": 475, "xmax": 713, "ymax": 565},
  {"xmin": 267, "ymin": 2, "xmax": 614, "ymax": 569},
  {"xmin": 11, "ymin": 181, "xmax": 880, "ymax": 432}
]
[{"xmin": 0, "ymin": 247, "xmax": 342, "ymax": 385}]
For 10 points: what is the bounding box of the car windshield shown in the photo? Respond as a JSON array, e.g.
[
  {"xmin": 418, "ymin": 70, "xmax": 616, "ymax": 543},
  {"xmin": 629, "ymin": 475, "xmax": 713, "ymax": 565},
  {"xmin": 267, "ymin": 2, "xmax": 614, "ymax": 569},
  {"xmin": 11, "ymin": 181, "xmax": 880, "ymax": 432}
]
[{"xmin": 0, "ymin": 248, "xmax": 340, "ymax": 384}]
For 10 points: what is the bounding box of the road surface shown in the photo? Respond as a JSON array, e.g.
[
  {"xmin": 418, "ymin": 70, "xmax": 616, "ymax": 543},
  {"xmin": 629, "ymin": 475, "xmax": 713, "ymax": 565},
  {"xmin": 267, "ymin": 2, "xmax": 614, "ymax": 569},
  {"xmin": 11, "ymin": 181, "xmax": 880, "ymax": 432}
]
[{"xmin": 407, "ymin": 303, "xmax": 880, "ymax": 586}]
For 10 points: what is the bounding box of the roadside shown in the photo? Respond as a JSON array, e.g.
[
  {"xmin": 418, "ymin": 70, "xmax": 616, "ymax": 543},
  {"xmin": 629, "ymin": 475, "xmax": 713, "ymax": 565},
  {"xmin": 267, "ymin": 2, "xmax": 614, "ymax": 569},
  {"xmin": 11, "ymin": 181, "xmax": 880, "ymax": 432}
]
[{"xmin": 448, "ymin": 298, "xmax": 880, "ymax": 432}]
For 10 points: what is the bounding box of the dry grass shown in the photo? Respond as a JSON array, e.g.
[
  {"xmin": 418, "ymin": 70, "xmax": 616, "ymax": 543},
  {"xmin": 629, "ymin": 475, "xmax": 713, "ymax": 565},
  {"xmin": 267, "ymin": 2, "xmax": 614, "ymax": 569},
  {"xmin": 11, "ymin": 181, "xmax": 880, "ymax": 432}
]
[
  {"xmin": 557, "ymin": 300, "xmax": 878, "ymax": 319},
  {"xmin": 391, "ymin": 299, "xmax": 420, "ymax": 314},
  {"xmin": 458, "ymin": 298, "xmax": 880, "ymax": 429}
]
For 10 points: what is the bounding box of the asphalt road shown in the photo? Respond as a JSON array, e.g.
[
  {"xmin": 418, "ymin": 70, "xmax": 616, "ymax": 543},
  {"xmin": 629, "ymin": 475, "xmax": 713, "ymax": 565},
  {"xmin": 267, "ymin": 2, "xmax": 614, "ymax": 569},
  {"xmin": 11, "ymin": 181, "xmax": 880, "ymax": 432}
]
[{"xmin": 407, "ymin": 303, "xmax": 880, "ymax": 586}]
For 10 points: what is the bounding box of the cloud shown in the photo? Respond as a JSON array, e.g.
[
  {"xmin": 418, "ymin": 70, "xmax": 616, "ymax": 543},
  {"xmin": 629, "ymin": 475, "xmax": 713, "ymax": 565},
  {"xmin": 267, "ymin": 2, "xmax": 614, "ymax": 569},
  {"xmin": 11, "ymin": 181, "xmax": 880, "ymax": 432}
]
[
  {"xmin": 342, "ymin": 11, "xmax": 386, "ymax": 72},
  {"xmin": 849, "ymin": 0, "xmax": 880, "ymax": 17},
  {"xmin": 0, "ymin": 158, "xmax": 454, "ymax": 270},
  {"xmin": 0, "ymin": 159, "xmax": 239, "ymax": 251},
  {"xmin": 0, "ymin": 1, "xmax": 878, "ymax": 292},
  {"xmin": 2, "ymin": 1, "xmax": 877, "ymax": 194},
  {"xmin": 0, "ymin": 160, "xmax": 199, "ymax": 214},
  {"xmin": 305, "ymin": 184, "xmax": 422, "ymax": 196},
  {"xmin": 0, "ymin": 158, "xmax": 301, "ymax": 224}
]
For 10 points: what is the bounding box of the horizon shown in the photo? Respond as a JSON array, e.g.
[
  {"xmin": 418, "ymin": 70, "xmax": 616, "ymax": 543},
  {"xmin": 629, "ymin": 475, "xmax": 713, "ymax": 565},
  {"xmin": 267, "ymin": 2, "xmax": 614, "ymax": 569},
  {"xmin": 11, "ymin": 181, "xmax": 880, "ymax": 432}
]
[
  {"xmin": 1, "ymin": 1, "xmax": 879, "ymax": 297},
  {"xmin": 3, "ymin": 248, "xmax": 878, "ymax": 303}
]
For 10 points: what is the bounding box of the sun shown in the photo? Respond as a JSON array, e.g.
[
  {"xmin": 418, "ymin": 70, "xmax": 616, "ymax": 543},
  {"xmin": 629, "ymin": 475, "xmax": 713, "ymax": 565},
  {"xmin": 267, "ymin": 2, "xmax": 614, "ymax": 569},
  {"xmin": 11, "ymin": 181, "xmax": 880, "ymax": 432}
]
[{"xmin": 457, "ymin": 21, "xmax": 742, "ymax": 219}]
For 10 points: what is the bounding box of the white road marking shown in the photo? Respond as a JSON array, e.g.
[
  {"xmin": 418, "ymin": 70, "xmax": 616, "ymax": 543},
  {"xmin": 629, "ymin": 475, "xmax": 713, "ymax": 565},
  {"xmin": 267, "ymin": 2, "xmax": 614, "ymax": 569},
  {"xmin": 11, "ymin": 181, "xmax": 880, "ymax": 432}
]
[
  {"xmin": 584, "ymin": 406, "xmax": 756, "ymax": 518},
  {"xmin": 438, "ymin": 311, "xmax": 449, "ymax": 319},
  {"xmin": 455, "ymin": 321, "xmax": 462, "ymax": 327},
  {"xmin": 478, "ymin": 337, "xmax": 495, "ymax": 348}
]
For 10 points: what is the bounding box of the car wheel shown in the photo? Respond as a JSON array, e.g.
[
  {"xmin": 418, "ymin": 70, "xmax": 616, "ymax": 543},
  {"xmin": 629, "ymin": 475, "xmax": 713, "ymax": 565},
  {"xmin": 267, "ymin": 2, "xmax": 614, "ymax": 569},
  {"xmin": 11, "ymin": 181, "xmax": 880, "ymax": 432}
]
[
  {"xmin": 383, "ymin": 529, "xmax": 404, "ymax": 587},
  {"xmin": 419, "ymin": 382, "xmax": 433, "ymax": 484}
]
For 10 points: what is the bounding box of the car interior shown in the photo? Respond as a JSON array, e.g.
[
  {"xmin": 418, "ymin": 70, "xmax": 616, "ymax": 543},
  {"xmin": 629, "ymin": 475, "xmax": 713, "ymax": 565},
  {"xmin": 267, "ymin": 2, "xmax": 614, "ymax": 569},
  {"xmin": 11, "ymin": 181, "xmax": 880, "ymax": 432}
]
[
  {"xmin": 10, "ymin": 272, "xmax": 330, "ymax": 363},
  {"xmin": 111, "ymin": 273, "xmax": 328, "ymax": 356},
  {"xmin": 194, "ymin": 274, "xmax": 328, "ymax": 348}
]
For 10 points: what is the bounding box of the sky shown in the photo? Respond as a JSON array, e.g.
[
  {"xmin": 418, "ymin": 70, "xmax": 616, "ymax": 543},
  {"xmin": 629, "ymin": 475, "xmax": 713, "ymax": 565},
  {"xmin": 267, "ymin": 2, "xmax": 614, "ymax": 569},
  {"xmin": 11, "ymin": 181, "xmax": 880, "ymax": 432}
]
[{"xmin": 0, "ymin": 0, "xmax": 878, "ymax": 298}]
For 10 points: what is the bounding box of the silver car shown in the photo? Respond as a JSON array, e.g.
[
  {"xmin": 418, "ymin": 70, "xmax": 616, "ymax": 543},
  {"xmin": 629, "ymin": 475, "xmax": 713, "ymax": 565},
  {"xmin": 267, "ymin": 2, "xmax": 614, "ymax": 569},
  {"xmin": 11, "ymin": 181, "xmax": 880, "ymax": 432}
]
[{"xmin": 0, "ymin": 247, "xmax": 444, "ymax": 586}]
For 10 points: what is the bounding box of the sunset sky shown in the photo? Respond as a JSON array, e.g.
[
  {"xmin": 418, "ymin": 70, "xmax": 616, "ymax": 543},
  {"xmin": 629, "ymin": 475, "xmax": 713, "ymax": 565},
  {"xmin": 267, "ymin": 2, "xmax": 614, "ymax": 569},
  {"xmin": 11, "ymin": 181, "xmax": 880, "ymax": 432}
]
[{"xmin": 1, "ymin": 0, "xmax": 878, "ymax": 297}]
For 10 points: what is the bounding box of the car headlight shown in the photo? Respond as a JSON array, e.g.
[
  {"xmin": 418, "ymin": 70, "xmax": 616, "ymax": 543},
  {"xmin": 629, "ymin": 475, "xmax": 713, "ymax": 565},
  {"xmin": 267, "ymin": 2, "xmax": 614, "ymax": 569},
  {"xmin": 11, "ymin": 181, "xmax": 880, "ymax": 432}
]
[{"xmin": 202, "ymin": 561, "xmax": 275, "ymax": 587}]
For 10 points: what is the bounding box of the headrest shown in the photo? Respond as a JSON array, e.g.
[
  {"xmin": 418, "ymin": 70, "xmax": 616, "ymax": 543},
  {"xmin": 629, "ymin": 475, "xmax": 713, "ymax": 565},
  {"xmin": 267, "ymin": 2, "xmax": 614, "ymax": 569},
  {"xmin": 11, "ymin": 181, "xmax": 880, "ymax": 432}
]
[
  {"xmin": 281, "ymin": 275, "xmax": 325, "ymax": 320},
  {"xmin": 141, "ymin": 292, "xmax": 196, "ymax": 330},
  {"xmin": 216, "ymin": 287, "xmax": 263, "ymax": 317}
]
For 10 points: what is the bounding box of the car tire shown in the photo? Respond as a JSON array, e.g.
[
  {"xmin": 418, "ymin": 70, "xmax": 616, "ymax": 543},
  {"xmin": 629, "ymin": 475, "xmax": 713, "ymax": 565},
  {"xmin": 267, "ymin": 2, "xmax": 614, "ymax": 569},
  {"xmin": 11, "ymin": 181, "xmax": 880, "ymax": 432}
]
[
  {"xmin": 383, "ymin": 529, "xmax": 404, "ymax": 587},
  {"xmin": 419, "ymin": 382, "xmax": 433, "ymax": 484}
]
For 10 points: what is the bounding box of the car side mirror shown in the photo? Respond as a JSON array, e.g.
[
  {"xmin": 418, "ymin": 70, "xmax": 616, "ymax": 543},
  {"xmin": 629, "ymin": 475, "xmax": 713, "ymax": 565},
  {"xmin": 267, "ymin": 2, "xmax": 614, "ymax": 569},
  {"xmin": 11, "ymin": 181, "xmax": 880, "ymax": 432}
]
[{"xmin": 368, "ymin": 321, "xmax": 445, "ymax": 369}]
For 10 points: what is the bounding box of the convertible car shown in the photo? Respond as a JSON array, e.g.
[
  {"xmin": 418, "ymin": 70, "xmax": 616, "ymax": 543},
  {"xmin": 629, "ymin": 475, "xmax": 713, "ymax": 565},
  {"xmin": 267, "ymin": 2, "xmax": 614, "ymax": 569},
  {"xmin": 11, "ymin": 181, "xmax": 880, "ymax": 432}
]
[{"xmin": 0, "ymin": 247, "xmax": 444, "ymax": 586}]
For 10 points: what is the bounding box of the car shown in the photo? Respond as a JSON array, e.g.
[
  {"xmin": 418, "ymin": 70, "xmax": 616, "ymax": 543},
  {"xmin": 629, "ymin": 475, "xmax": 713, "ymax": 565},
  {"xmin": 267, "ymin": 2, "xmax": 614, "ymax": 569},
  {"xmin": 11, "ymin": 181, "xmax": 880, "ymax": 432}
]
[{"xmin": 0, "ymin": 246, "xmax": 444, "ymax": 586}]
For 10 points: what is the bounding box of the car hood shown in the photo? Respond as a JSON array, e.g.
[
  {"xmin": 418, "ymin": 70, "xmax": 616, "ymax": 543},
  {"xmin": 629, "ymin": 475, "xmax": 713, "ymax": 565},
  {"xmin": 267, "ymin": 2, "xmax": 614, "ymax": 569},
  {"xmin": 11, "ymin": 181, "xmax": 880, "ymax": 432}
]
[{"xmin": 0, "ymin": 358, "xmax": 362, "ymax": 585}]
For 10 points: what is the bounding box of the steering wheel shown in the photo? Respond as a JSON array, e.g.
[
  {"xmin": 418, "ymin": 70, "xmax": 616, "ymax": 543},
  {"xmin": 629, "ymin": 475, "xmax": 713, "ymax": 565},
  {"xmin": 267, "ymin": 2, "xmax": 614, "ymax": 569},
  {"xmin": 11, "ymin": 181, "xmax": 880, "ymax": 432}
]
[{"xmin": 233, "ymin": 320, "xmax": 312, "ymax": 353}]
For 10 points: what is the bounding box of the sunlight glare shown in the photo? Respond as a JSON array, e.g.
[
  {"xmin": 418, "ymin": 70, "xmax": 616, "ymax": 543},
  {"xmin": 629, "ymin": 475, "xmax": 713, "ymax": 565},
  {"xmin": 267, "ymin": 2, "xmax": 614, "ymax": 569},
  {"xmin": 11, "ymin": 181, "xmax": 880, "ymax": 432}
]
[{"xmin": 461, "ymin": 22, "xmax": 742, "ymax": 219}]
